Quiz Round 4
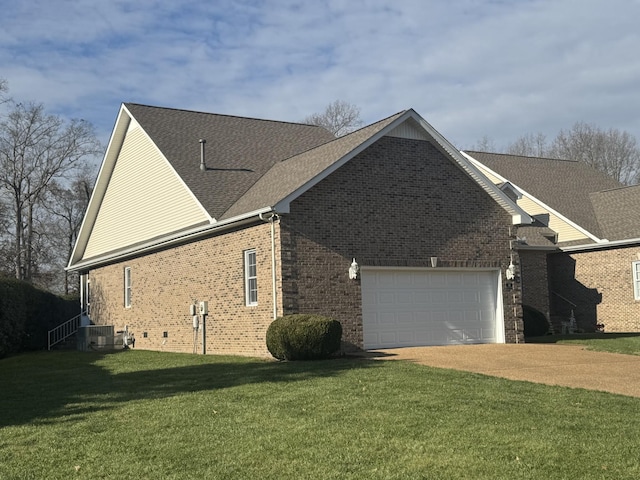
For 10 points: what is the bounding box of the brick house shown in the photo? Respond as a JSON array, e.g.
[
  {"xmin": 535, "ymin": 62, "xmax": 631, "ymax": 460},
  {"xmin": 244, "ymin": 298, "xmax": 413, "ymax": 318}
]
[
  {"xmin": 67, "ymin": 104, "xmax": 531, "ymax": 357},
  {"xmin": 465, "ymin": 151, "xmax": 640, "ymax": 334}
]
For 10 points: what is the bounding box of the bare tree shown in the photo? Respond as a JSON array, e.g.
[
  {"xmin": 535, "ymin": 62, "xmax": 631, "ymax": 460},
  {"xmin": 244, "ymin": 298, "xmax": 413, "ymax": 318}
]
[
  {"xmin": 468, "ymin": 135, "xmax": 498, "ymax": 152},
  {"xmin": 44, "ymin": 165, "xmax": 97, "ymax": 294},
  {"xmin": 0, "ymin": 102, "xmax": 101, "ymax": 283},
  {"xmin": 506, "ymin": 132, "xmax": 550, "ymax": 158},
  {"xmin": 498, "ymin": 122, "xmax": 640, "ymax": 184},
  {"xmin": 303, "ymin": 100, "xmax": 363, "ymax": 137},
  {"xmin": 549, "ymin": 122, "xmax": 640, "ymax": 185},
  {"xmin": 0, "ymin": 79, "xmax": 8, "ymax": 105}
]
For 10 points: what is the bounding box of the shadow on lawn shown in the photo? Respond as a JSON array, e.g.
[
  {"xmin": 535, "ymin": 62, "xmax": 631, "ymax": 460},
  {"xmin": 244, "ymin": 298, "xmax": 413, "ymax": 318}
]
[{"xmin": 0, "ymin": 350, "xmax": 380, "ymax": 428}]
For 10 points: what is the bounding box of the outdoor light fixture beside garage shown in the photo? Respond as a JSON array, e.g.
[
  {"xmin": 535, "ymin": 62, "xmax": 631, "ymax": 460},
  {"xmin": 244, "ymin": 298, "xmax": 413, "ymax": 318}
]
[{"xmin": 349, "ymin": 258, "xmax": 359, "ymax": 279}]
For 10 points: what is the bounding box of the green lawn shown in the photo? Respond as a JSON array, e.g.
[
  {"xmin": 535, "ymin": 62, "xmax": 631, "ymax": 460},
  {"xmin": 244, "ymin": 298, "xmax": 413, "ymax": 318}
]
[
  {"xmin": 1, "ymin": 350, "xmax": 639, "ymax": 479},
  {"xmin": 529, "ymin": 332, "xmax": 640, "ymax": 355}
]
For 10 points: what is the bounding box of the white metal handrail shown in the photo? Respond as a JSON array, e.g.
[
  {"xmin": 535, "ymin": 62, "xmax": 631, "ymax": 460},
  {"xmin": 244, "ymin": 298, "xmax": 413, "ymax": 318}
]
[{"xmin": 47, "ymin": 312, "xmax": 84, "ymax": 350}]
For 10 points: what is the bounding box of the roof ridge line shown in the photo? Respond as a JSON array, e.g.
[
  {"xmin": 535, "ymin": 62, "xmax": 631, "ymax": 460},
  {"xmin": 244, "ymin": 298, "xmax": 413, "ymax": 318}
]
[
  {"xmin": 465, "ymin": 150, "xmax": 578, "ymax": 163},
  {"xmin": 592, "ymin": 183, "xmax": 640, "ymax": 194},
  {"xmin": 123, "ymin": 102, "xmax": 328, "ymax": 129}
]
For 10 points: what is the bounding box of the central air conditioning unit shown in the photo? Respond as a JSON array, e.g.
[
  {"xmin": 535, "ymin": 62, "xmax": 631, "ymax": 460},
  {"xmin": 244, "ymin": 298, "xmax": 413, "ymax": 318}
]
[{"xmin": 77, "ymin": 325, "xmax": 116, "ymax": 351}]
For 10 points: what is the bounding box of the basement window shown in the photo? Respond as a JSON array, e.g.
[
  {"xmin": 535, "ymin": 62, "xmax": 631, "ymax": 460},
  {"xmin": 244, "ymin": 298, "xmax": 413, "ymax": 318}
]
[
  {"xmin": 633, "ymin": 262, "xmax": 640, "ymax": 300},
  {"xmin": 244, "ymin": 249, "xmax": 258, "ymax": 306}
]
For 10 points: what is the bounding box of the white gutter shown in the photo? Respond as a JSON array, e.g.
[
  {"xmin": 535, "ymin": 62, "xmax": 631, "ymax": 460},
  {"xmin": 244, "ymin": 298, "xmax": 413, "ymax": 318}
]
[
  {"xmin": 560, "ymin": 237, "xmax": 640, "ymax": 253},
  {"xmin": 67, "ymin": 206, "xmax": 275, "ymax": 272},
  {"xmin": 462, "ymin": 152, "xmax": 602, "ymax": 242}
]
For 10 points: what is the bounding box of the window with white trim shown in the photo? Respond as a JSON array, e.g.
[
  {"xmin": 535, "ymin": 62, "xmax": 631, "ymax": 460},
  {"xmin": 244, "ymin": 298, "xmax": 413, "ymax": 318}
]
[
  {"xmin": 244, "ymin": 249, "xmax": 258, "ymax": 306},
  {"xmin": 633, "ymin": 262, "xmax": 640, "ymax": 300},
  {"xmin": 124, "ymin": 267, "xmax": 132, "ymax": 308}
]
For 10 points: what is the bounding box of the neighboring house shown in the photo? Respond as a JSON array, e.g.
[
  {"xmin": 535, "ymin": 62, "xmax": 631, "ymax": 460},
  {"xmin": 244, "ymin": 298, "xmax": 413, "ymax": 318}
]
[
  {"xmin": 464, "ymin": 151, "xmax": 640, "ymax": 334},
  {"xmin": 67, "ymin": 104, "xmax": 532, "ymax": 357}
]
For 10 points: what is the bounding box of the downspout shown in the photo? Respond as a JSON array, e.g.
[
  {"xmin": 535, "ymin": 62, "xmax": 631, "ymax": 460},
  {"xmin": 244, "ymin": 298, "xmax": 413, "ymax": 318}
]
[{"xmin": 259, "ymin": 212, "xmax": 279, "ymax": 320}]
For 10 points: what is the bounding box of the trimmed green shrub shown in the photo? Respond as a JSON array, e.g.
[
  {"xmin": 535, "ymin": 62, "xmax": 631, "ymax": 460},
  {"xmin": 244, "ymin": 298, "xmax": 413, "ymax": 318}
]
[
  {"xmin": 0, "ymin": 277, "xmax": 78, "ymax": 358},
  {"xmin": 266, "ymin": 314, "xmax": 342, "ymax": 360},
  {"xmin": 523, "ymin": 304, "xmax": 550, "ymax": 337}
]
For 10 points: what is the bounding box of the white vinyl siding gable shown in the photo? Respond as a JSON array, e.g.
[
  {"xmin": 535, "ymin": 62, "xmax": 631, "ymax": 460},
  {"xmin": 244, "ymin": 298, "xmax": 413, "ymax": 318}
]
[
  {"xmin": 83, "ymin": 122, "xmax": 209, "ymax": 259},
  {"xmin": 385, "ymin": 120, "xmax": 429, "ymax": 141},
  {"xmin": 633, "ymin": 262, "xmax": 640, "ymax": 300},
  {"xmin": 244, "ymin": 249, "xmax": 258, "ymax": 306},
  {"xmin": 515, "ymin": 196, "xmax": 589, "ymax": 243},
  {"xmin": 472, "ymin": 162, "xmax": 590, "ymax": 244}
]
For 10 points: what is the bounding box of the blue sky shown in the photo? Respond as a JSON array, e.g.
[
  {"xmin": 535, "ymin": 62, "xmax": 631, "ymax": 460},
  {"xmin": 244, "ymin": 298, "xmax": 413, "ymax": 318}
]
[{"xmin": 2, "ymin": 0, "xmax": 640, "ymax": 151}]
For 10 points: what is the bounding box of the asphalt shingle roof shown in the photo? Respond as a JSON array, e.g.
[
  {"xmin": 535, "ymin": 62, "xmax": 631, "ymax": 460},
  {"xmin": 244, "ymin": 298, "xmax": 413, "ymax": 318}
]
[
  {"xmin": 590, "ymin": 185, "xmax": 640, "ymax": 240},
  {"xmin": 125, "ymin": 103, "xmax": 336, "ymax": 220},
  {"xmin": 221, "ymin": 111, "xmax": 405, "ymax": 219},
  {"xmin": 465, "ymin": 151, "xmax": 627, "ymax": 240}
]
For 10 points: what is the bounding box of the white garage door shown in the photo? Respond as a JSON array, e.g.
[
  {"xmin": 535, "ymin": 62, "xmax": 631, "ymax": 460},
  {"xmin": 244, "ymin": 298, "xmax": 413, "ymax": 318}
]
[{"xmin": 362, "ymin": 268, "xmax": 503, "ymax": 349}]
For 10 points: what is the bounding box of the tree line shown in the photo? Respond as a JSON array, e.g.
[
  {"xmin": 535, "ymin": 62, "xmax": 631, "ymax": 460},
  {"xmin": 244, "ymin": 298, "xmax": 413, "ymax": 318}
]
[
  {"xmin": 0, "ymin": 80, "xmax": 101, "ymax": 294},
  {"xmin": 470, "ymin": 122, "xmax": 640, "ymax": 185},
  {"xmin": 307, "ymin": 101, "xmax": 640, "ymax": 186}
]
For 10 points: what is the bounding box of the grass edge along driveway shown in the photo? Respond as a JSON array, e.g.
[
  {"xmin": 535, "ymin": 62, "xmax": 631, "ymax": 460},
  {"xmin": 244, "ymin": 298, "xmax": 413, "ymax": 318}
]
[{"xmin": 0, "ymin": 348, "xmax": 638, "ymax": 479}]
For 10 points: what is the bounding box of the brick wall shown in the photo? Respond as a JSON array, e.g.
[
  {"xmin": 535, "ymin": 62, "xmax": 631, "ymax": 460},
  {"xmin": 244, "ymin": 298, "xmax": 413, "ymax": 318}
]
[
  {"xmin": 549, "ymin": 246, "xmax": 640, "ymax": 332},
  {"xmin": 88, "ymin": 222, "xmax": 279, "ymax": 357},
  {"xmin": 281, "ymin": 135, "xmax": 524, "ymax": 348},
  {"xmin": 519, "ymin": 250, "xmax": 550, "ymax": 319},
  {"xmin": 87, "ymin": 135, "xmax": 527, "ymax": 356}
]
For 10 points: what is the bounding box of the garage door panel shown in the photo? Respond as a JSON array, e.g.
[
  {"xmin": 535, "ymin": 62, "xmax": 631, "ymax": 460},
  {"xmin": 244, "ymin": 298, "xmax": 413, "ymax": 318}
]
[
  {"xmin": 362, "ymin": 269, "xmax": 501, "ymax": 349},
  {"xmin": 396, "ymin": 291, "xmax": 413, "ymax": 303}
]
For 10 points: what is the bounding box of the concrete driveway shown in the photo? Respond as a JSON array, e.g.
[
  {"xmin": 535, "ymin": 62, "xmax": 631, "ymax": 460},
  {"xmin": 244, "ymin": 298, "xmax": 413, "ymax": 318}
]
[{"xmin": 366, "ymin": 344, "xmax": 640, "ymax": 398}]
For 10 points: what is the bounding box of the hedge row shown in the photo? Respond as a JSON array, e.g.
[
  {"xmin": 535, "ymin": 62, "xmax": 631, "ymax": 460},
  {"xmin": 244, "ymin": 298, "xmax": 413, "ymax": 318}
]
[{"xmin": 0, "ymin": 277, "xmax": 78, "ymax": 358}]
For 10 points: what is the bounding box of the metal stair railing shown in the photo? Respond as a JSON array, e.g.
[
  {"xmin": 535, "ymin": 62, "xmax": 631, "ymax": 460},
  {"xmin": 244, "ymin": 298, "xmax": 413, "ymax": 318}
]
[{"xmin": 48, "ymin": 312, "xmax": 84, "ymax": 350}]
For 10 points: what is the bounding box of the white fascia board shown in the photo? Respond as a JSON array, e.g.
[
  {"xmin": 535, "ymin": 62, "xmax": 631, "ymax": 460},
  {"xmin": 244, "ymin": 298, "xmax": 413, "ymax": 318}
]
[
  {"xmin": 464, "ymin": 153, "xmax": 603, "ymax": 243},
  {"xmin": 67, "ymin": 104, "xmax": 214, "ymax": 269},
  {"xmin": 276, "ymin": 110, "xmax": 531, "ymax": 227},
  {"xmin": 560, "ymin": 237, "xmax": 640, "ymax": 253},
  {"xmin": 408, "ymin": 125, "xmax": 531, "ymax": 226},
  {"xmin": 68, "ymin": 105, "xmax": 130, "ymax": 268},
  {"xmin": 67, "ymin": 206, "xmax": 274, "ymax": 272},
  {"xmin": 125, "ymin": 104, "xmax": 213, "ymax": 224},
  {"xmin": 275, "ymin": 111, "xmax": 416, "ymax": 213}
]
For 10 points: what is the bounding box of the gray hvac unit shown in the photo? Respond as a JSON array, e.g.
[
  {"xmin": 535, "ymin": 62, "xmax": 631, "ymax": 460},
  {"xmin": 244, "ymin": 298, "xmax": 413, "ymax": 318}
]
[{"xmin": 77, "ymin": 325, "xmax": 116, "ymax": 351}]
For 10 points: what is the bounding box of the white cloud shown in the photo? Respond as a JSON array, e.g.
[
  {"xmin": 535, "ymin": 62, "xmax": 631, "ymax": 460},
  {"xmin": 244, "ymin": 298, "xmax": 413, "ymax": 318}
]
[{"xmin": 1, "ymin": 0, "xmax": 639, "ymax": 150}]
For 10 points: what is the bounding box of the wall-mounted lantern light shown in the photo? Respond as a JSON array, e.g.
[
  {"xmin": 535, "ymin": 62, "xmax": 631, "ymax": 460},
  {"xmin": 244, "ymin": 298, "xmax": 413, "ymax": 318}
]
[
  {"xmin": 349, "ymin": 258, "xmax": 359, "ymax": 280},
  {"xmin": 505, "ymin": 262, "xmax": 516, "ymax": 281}
]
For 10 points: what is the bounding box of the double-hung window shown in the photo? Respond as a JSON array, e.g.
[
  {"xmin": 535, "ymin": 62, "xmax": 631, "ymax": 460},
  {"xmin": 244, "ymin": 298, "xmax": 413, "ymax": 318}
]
[
  {"xmin": 124, "ymin": 267, "xmax": 132, "ymax": 308},
  {"xmin": 244, "ymin": 249, "xmax": 258, "ymax": 306},
  {"xmin": 633, "ymin": 262, "xmax": 640, "ymax": 300}
]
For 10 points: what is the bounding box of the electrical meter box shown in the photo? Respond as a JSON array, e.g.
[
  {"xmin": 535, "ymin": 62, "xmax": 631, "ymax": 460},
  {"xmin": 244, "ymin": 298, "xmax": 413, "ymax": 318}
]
[
  {"xmin": 189, "ymin": 304, "xmax": 197, "ymax": 316},
  {"xmin": 199, "ymin": 301, "xmax": 208, "ymax": 315}
]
